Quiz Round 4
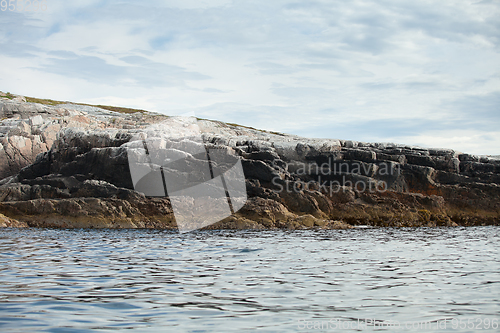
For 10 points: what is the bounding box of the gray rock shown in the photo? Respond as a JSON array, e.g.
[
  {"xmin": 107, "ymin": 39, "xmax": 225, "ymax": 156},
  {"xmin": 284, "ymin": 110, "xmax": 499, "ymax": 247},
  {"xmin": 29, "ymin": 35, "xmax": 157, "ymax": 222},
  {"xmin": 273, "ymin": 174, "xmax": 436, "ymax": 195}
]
[
  {"xmin": 0, "ymin": 97, "xmax": 499, "ymax": 229},
  {"xmin": 29, "ymin": 115, "xmax": 44, "ymax": 126}
]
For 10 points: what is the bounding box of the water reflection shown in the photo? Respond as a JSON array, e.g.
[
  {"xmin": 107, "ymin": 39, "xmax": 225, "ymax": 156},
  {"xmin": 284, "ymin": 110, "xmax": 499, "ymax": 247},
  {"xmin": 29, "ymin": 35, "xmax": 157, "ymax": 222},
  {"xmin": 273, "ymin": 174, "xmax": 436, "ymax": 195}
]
[{"xmin": 0, "ymin": 227, "xmax": 498, "ymax": 332}]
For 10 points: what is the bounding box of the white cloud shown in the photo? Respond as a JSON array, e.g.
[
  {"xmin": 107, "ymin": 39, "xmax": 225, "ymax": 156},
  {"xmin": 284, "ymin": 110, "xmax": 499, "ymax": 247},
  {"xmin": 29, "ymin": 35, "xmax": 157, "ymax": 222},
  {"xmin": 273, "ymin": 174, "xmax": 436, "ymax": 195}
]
[
  {"xmin": 0, "ymin": 0, "xmax": 499, "ymax": 154},
  {"xmin": 39, "ymin": 22, "xmax": 150, "ymax": 56},
  {"xmin": 396, "ymin": 130, "xmax": 500, "ymax": 156}
]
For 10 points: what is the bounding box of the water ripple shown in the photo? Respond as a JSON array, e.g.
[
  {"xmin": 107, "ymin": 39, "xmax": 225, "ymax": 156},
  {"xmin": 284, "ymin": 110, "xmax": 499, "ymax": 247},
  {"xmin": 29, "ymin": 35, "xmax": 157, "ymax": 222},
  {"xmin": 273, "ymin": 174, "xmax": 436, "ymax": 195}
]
[{"xmin": 0, "ymin": 227, "xmax": 498, "ymax": 332}]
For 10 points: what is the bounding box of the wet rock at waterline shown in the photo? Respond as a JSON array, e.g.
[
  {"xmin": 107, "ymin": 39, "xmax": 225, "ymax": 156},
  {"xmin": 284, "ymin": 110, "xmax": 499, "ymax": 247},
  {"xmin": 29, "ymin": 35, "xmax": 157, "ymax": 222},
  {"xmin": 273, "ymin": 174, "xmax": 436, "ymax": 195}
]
[{"xmin": 1, "ymin": 96, "xmax": 499, "ymax": 229}]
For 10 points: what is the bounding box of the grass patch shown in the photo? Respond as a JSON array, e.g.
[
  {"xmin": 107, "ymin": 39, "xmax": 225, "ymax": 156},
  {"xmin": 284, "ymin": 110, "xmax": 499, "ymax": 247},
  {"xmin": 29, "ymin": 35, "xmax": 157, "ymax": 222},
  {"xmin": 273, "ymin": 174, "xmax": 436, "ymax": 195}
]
[
  {"xmin": 86, "ymin": 104, "xmax": 147, "ymax": 114},
  {"xmin": 7, "ymin": 92, "xmax": 280, "ymax": 131},
  {"xmin": 3, "ymin": 92, "xmax": 15, "ymax": 100},
  {"xmin": 21, "ymin": 93, "xmax": 148, "ymax": 114},
  {"xmin": 25, "ymin": 96, "xmax": 66, "ymax": 106}
]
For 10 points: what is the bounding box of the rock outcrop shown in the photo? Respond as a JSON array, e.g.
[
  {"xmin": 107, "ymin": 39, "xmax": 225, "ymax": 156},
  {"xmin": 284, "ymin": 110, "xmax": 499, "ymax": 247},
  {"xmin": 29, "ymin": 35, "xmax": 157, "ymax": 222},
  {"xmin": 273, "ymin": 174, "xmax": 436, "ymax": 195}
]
[{"xmin": 1, "ymin": 94, "xmax": 499, "ymax": 230}]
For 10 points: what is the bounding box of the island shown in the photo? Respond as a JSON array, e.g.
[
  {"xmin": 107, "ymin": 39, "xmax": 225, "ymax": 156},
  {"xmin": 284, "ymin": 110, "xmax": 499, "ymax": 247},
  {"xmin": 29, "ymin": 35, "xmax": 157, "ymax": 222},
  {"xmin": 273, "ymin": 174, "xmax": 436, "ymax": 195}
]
[{"xmin": 1, "ymin": 92, "xmax": 499, "ymax": 230}]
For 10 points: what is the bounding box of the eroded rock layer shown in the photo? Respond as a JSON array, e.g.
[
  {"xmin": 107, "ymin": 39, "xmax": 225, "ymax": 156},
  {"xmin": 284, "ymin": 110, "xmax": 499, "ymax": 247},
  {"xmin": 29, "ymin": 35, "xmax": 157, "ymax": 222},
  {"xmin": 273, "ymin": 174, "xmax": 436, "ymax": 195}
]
[{"xmin": 1, "ymin": 96, "xmax": 499, "ymax": 230}]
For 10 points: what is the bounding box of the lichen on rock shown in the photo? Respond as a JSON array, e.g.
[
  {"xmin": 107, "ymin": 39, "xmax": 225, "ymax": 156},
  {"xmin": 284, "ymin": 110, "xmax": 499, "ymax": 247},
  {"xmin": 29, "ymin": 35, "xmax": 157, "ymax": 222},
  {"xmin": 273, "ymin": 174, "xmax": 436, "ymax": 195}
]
[{"xmin": 0, "ymin": 97, "xmax": 499, "ymax": 230}]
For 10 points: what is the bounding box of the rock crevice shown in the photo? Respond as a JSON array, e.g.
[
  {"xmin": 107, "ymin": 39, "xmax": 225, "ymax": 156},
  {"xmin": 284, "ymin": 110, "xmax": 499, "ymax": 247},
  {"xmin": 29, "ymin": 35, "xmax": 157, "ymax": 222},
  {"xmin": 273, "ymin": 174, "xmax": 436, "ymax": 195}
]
[{"xmin": 1, "ymin": 97, "xmax": 499, "ymax": 229}]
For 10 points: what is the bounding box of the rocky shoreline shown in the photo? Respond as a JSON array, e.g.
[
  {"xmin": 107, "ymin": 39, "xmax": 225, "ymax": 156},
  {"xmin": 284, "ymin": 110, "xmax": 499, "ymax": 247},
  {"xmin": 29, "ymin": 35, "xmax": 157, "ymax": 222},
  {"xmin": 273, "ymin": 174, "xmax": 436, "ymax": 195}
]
[{"xmin": 1, "ymin": 93, "xmax": 499, "ymax": 230}]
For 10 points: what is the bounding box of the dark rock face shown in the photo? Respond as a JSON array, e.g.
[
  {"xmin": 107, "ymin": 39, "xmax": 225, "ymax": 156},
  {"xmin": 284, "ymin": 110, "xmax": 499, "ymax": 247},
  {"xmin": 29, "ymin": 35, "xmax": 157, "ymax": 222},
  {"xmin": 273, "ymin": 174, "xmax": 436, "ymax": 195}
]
[{"xmin": 1, "ymin": 99, "xmax": 499, "ymax": 229}]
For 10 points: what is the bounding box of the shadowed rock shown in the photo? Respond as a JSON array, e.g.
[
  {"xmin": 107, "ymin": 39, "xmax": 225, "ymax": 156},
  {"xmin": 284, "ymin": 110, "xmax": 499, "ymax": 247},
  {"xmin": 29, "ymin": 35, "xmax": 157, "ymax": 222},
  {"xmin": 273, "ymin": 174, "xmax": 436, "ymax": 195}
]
[{"xmin": 1, "ymin": 97, "xmax": 499, "ymax": 229}]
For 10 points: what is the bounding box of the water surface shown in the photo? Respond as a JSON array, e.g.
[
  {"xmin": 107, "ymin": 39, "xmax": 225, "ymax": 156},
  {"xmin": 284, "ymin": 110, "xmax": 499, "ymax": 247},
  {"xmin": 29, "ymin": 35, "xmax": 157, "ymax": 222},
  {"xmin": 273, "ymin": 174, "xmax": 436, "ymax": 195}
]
[{"xmin": 0, "ymin": 227, "xmax": 498, "ymax": 332}]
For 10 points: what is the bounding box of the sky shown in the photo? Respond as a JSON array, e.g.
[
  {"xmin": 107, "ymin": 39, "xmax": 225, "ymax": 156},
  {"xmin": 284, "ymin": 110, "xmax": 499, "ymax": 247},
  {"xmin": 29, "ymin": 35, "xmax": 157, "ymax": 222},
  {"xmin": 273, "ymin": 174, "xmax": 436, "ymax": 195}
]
[{"xmin": 0, "ymin": 0, "xmax": 499, "ymax": 155}]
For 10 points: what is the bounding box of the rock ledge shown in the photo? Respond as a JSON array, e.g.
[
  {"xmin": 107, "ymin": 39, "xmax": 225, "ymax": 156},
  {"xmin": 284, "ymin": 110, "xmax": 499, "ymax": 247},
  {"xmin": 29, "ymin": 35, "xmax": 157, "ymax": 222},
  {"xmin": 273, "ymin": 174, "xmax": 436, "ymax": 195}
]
[{"xmin": 1, "ymin": 96, "xmax": 499, "ymax": 230}]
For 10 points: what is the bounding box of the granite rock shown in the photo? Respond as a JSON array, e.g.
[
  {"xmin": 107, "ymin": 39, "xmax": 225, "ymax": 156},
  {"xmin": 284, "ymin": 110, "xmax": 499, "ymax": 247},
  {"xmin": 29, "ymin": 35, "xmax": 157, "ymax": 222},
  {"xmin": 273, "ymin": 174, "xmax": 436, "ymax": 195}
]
[{"xmin": 1, "ymin": 98, "xmax": 499, "ymax": 229}]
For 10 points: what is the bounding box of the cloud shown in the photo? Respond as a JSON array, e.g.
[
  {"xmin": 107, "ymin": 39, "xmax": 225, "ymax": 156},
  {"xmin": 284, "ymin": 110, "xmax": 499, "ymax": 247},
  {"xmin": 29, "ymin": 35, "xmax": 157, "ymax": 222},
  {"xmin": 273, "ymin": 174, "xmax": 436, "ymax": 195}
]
[
  {"xmin": 446, "ymin": 91, "xmax": 500, "ymax": 131},
  {"xmin": 34, "ymin": 53, "xmax": 210, "ymax": 87},
  {"xmin": 0, "ymin": 0, "xmax": 499, "ymax": 154}
]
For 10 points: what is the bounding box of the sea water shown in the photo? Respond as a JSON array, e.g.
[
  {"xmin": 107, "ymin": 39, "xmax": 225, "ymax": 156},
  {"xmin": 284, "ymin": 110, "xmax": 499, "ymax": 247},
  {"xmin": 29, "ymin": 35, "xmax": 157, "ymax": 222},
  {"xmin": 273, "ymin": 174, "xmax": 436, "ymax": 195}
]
[{"xmin": 0, "ymin": 227, "xmax": 498, "ymax": 332}]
